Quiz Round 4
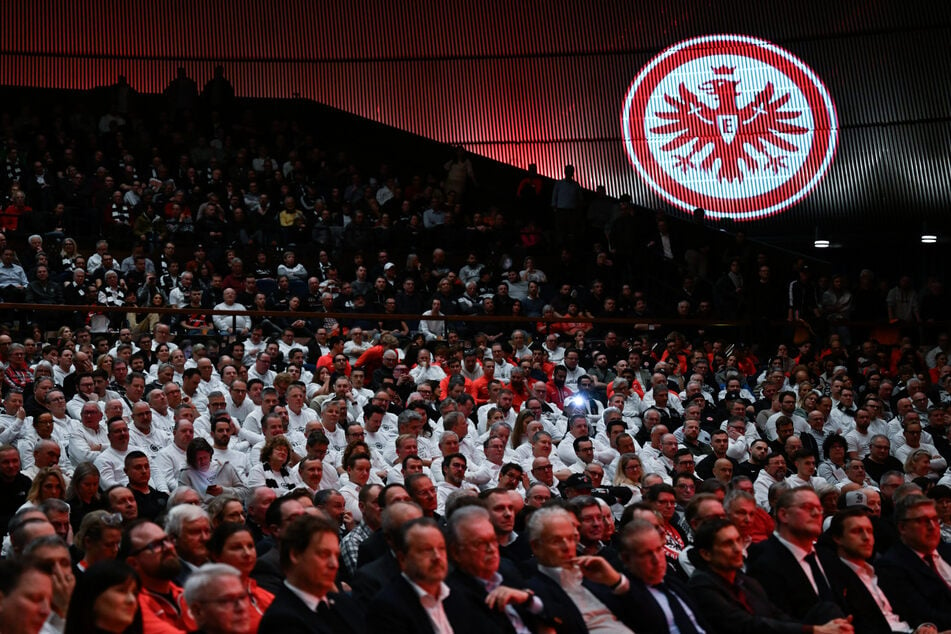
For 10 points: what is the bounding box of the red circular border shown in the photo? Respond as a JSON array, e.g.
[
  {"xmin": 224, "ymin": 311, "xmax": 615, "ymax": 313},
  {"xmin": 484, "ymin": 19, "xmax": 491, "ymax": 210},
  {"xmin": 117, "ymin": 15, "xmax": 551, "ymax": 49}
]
[{"xmin": 624, "ymin": 37, "xmax": 835, "ymax": 219}]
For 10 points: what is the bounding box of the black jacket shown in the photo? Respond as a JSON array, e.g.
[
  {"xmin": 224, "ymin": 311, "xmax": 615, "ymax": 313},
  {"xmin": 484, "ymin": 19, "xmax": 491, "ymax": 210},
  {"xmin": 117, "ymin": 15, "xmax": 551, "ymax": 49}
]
[
  {"xmin": 350, "ymin": 550, "xmax": 400, "ymax": 605},
  {"xmin": 525, "ymin": 568, "xmax": 609, "ymax": 634},
  {"xmin": 595, "ymin": 573, "xmax": 707, "ymax": 634},
  {"xmin": 876, "ymin": 542, "xmax": 951, "ymax": 630},
  {"xmin": 366, "ymin": 573, "xmax": 470, "ymax": 634},
  {"xmin": 821, "ymin": 552, "xmax": 894, "ymax": 634},
  {"xmin": 689, "ymin": 568, "xmax": 810, "ymax": 634},
  {"xmin": 747, "ymin": 535, "xmax": 843, "ymax": 621},
  {"xmin": 259, "ymin": 585, "xmax": 366, "ymax": 634}
]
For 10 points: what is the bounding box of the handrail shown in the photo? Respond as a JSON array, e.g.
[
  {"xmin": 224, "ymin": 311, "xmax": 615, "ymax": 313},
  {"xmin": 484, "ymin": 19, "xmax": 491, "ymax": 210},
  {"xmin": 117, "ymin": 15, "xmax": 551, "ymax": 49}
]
[{"xmin": 5, "ymin": 302, "xmax": 948, "ymax": 333}]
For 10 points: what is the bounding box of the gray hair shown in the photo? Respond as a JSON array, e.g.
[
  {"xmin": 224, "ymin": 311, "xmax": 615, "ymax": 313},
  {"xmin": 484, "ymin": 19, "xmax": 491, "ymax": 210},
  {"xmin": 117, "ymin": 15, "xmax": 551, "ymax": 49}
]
[
  {"xmin": 602, "ymin": 407, "xmax": 622, "ymax": 422},
  {"xmin": 38, "ymin": 499, "xmax": 70, "ymax": 517},
  {"xmin": 488, "ymin": 422, "xmax": 512, "ymax": 436},
  {"xmin": 165, "ymin": 503, "xmax": 209, "ymax": 538},
  {"xmin": 33, "ymin": 439, "xmax": 59, "ymax": 456},
  {"xmin": 723, "ymin": 489, "xmax": 756, "ymax": 512},
  {"xmin": 183, "ymin": 563, "xmax": 242, "ymax": 606},
  {"xmin": 446, "ymin": 504, "xmax": 490, "ymax": 548},
  {"xmin": 442, "ymin": 411, "xmax": 464, "ymax": 431},
  {"xmin": 167, "ymin": 486, "xmax": 201, "ymax": 509},
  {"xmin": 618, "ymin": 518, "xmax": 662, "ymax": 553},
  {"xmin": 206, "ymin": 494, "xmax": 243, "ymax": 524},
  {"xmin": 22, "ymin": 535, "xmax": 68, "ymax": 560},
  {"xmin": 527, "ymin": 506, "xmax": 572, "ymax": 542},
  {"xmin": 398, "ymin": 409, "xmax": 422, "ymax": 429},
  {"xmin": 33, "ymin": 361, "xmax": 53, "ymax": 375}
]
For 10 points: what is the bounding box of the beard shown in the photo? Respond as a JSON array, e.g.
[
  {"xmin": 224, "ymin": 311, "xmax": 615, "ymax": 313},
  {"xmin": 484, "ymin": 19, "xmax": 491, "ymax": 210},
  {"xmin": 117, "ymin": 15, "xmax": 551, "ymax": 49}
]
[{"xmin": 156, "ymin": 554, "xmax": 183, "ymax": 580}]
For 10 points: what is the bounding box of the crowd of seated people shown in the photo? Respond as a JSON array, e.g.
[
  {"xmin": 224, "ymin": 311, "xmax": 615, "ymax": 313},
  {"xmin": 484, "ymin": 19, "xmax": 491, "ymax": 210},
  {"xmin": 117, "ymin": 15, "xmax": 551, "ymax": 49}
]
[{"xmin": 0, "ymin": 84, "xmax": 949, "ymax": 633}]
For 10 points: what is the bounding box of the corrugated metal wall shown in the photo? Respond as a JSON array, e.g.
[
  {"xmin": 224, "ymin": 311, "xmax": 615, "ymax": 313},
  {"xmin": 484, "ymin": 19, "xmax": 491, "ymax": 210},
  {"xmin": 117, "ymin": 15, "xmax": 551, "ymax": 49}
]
[{"xmin": 1, "ymin": 0, "xmax": 949, "ymax": 228}]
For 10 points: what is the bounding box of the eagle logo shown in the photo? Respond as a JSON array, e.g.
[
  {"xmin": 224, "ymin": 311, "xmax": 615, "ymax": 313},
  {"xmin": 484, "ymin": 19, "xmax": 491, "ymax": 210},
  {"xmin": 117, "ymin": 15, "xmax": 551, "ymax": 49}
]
[
  {"xmin": 653, "ymin": 65, "xmax": 809, "ymax": 184},
  {"xmin": 621, "ymin": 35, "xmax": 838, "ymax": 221}
]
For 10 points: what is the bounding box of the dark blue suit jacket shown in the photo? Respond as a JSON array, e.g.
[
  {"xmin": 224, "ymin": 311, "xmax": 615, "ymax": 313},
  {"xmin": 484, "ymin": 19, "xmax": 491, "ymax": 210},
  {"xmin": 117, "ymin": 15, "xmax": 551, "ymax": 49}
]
[
  {"xmin": 526, "ymin": 567, "xmax": 622, "ymax": 634},
  {"xmin": 747, "ymin": 535, "xmax": 843, "ymax": 621},
  {"xmin": 876, "ymin": 542, "xmax": 951, "ymax": 630},
  {"xmin": 594, "ymin": 573, "xmax": 706, "ymax": 634},
  {"xmin": 817, "ymin": 551, "xmax": 891, "ymax": 634},
  {"xmin": 689, "ymin": 568, "xmax": 808, "ymax": 634},
  {"xmin": 259, "ymin": 585, "xmax": 366, "ymax": 634},
  {"xmin": 349, "ymin": 550, "xmax": 400, "ymax": 605},
  {"xmin": 366, "ymin": 573, "xmax": 471, "ymax": 634},
  {"xmin": 445, "ymin": 565, "xmax": 529, "ymax": 634}
]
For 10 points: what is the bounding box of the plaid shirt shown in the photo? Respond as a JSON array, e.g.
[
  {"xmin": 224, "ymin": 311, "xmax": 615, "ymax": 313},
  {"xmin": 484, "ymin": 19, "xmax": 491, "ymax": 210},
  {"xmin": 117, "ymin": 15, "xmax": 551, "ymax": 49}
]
[
  {"xmin": 340, "ymin": 521, "xmax": 373, "ymax": 576},
  {"xmin": 3, "ymin": 364, "xmax": 32, "ymax": 392}
]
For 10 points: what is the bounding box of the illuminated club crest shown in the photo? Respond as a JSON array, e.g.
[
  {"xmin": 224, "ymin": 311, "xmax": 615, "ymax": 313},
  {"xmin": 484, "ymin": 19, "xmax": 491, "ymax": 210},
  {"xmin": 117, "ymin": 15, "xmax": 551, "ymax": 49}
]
[{"xmin": 621, "ymin": 35, "xmax": 838, "ymax": 221}]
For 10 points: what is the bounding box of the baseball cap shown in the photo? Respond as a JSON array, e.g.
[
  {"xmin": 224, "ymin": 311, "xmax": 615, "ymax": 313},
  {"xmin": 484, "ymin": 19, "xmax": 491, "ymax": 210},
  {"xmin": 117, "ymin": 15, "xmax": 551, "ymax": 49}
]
[
  {"xmin": 561, "ymin": 474, "xmax": 593, "ymax": 491},
  {"xmin": 839, "ymin": 490, "xmax": 871, "ymax": 511}
]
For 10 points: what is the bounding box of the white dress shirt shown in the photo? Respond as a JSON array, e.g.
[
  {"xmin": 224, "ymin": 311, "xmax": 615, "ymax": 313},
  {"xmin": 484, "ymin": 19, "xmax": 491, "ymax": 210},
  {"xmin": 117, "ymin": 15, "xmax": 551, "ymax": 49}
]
[
  {"xmin": 839, "ymin": 557, "xmax": 909, "ymax": 632},
  {"xmin": 404, "ymin": 575, "xmax": 455, "ymax": 634},
  {"xmin": 537, "ymin": 565, "xmax": 633, "ymax": 633}
]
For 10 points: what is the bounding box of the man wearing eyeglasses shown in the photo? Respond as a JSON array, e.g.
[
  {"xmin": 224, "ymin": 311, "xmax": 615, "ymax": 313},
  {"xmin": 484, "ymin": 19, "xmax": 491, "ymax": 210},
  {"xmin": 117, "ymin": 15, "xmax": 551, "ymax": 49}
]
[
  {"xmin": 121, "ymin": 518, "xmax": 195, "ymax": 632},
  {"xmin": 446, "ymin": 505, "xmax": 543, "ymax": 634},
  {"xmin": 877, "ymin": 495, "xmax": 951, "ymax": 630},
  {"xmin": 183, "ymin": 563, "xmax": 251, "ymax": 634},
  {"xmin": 525, "ymin": 506, "xmax": 634, "ymax": 634},
  {"xmin": 824, "ymin": 508, "xmax": 937, "ymax": 634},
  {"xmin": 748, "ymin": 487, "xmax": 846, "ymax": 622}
]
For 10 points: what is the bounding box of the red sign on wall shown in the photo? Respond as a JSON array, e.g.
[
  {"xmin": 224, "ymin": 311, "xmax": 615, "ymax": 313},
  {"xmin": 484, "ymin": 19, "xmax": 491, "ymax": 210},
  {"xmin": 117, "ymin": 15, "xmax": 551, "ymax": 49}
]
[{"xmin": 621, "ymin": 34, "xmax": 838, "ymax": 221}]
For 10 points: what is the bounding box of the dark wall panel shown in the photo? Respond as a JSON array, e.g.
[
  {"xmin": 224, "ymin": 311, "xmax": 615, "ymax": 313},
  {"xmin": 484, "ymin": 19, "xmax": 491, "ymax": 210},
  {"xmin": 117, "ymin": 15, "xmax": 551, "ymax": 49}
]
[{"xmin": 0, "ymin": 0, "xmax": 948, "ymax": 229}]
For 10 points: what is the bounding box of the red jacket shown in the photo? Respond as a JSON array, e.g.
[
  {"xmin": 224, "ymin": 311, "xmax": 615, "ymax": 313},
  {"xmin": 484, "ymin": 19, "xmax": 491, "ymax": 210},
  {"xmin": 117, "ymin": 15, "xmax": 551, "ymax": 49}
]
[{"xmin": 139, "ymin": 584, "xmax": 195, "ymax": 634}]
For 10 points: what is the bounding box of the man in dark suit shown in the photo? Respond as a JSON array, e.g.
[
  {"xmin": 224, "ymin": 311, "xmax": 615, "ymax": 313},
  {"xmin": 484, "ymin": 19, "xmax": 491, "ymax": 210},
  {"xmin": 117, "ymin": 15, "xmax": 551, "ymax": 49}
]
[
  {"xmin": 747, "ymin": 486, "xmax": 845, "ymax": 622},
  {"xmin": 259, "ymin": 514, "xmax": 366, "ymax": 634},
  {"xmin": 524, "ymin": 506, "xmax": 634, "ymax": 634},
  {"xmin": 350, "ymin": 499, "xmax": 423, "ymax": 604},
  {"xmin": 251, "ymin": 494, "xmax": 307, "ymax": 595},
  {"xmin": 824, "ymin": 508, "xmax": 931, "ymax": 634},
  {"xmin": 366, "ymin": 517, "xmax": 468, "ymax": 634},
  {"xmin": 689, "ymin": 519, "xmax": 853, "ymax": 634},
  {"xmin": 596, "ymin": 518, "xmax": 707, "ymax": 633},
  {"xmin": 877, "ymin": 495, "xmax": 951, "ymax": 630},
  {"xmin": 445, "ymin": 505, "xmax": 540, "ymax": 634}
]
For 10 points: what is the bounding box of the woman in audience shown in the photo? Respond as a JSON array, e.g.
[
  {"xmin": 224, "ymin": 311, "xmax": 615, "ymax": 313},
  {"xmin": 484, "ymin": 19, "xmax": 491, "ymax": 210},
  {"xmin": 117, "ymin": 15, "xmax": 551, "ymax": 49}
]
[
  {"xmin": 817, "ymin": 434, "xmax": 849, "ymax": 485},
  {"xmin": 65, "ymin": 560, "xmax": 142, "ymax": 634},
  {"xmin": 247, "ymin": 436, "xmax": 301, "ymax": 494},
  {"xmin": 208, "ymin": 522, "xmax": 273, "ymax": 632},
  {"xmin": 613, "ymin": 453, "xmax": 645, "ymax": 504},
  {"xmin": 65, "ymin": 463, "xmax": 105, "ymax": 533},
  {"xmin": 207, "ymin": 494, "xmax": 247, "ymax": 529},
  {"xmin": 169, "ymin": 348, "xmax": 186, "ymax": 383},
  {"xmin": 74, "ymin": 510, "xmax": 125, "ymax": 574},
  {"xmin": 148, "ymin": 343, "xmax": 171, "ymax": 377},
  {"xmin": 509, "ymin": 410, "xmax": 537, "ymax": 450},
  {"xmin": 904, "ymin": 448, "xmax": 935, "ymax": 491},
  {"xmin": 24, "ymin": 466, "xmax": 67, "ymax": 507}
]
